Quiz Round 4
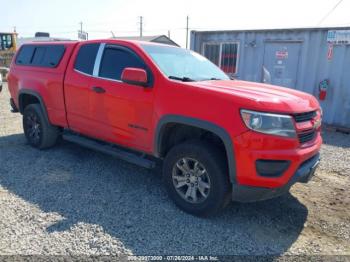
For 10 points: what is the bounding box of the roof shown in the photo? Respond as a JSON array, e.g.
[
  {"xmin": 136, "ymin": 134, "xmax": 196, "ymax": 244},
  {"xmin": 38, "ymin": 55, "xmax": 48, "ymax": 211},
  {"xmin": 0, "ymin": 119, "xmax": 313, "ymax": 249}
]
[
  {"xmin": 17, "ymin": 38, "xmax": 177, "ymax": 46},
  {"xmin": 19, "ymin": 41, "xmax": 78, "ymax": 45},
  {"xmin": 17, "ymin": 37, "xmax": 73, "ymax": 47},
  {"xmin": 16, "ymin": 39, "xmax": 179, "ymax": 50},
  {"xmin": 112, "ymin": 35, "xmax": 179, "ymax": 46},
  {"xmin": 192, "ymin": 26, "xmax": 350, "ymax": 34}
]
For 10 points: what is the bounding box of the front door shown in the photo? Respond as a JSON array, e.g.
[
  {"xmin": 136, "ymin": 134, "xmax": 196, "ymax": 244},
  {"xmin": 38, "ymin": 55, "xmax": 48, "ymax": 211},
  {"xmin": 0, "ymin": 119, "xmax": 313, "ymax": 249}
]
[
  {"xmin": 262, "ymin": 41, "xmax": 302, "ymax": 88},
  {"xmin": 88, "ymin": 44, "xmax": 154, "ymax": 152}
]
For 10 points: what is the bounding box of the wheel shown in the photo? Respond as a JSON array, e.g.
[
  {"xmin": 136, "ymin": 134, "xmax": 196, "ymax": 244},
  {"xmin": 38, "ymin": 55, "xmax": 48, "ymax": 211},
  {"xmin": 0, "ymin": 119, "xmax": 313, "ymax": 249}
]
[
  {"xmin": 23, "ymin": 104, "xmax": 59, "ymax": 149},
  {"xmin": 163, "ymin": 140, "xmax": 231, "ymax": 217}
]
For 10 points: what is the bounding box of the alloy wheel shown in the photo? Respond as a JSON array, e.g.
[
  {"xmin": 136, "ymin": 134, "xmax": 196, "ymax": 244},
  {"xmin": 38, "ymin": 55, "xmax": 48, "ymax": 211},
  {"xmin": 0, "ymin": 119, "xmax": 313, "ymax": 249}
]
[
  {"xmin": 25, "ymin": 113, "xmax": 41, "ymax": 144},
  {"xmin": 172, "ymin": 157, "xmax": 211, "ymax": 204}
]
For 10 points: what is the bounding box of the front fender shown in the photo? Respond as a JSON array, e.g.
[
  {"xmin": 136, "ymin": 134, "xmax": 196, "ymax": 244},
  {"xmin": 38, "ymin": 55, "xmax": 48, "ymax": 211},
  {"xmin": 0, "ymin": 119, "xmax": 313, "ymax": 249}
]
[{"xmin": 154, "ymin": 115, "xmax": 237, "ymax": 184}]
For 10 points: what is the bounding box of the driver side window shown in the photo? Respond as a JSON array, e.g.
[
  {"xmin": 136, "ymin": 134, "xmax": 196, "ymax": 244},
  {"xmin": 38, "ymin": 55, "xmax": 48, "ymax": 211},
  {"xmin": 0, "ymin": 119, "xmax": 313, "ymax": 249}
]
[{"xmin": 99, "ymin": 47, "xmax": 146, "ymax": 81}]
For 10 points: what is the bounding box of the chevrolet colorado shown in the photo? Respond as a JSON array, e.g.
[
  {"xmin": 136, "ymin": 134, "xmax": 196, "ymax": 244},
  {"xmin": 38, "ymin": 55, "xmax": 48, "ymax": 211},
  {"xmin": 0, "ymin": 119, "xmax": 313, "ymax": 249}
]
[{"xmin": 7, "ymin": 40, "xmax": 322, "ymax": 216}]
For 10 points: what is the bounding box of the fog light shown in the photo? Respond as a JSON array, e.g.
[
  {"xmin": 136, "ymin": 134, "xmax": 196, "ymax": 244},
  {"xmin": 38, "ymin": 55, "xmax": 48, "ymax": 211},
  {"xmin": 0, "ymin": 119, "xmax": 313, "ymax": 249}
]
[{"xmin": 256, "ymin": 160, "xmax": 290, "ymax": 177}]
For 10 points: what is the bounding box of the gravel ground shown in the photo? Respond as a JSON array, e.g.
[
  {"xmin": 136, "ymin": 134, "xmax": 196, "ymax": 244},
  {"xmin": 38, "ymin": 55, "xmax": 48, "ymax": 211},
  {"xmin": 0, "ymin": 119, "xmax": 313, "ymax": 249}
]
[{"xmin": 0, "ymin": 83, "xmax": 349, "ymax": 257}]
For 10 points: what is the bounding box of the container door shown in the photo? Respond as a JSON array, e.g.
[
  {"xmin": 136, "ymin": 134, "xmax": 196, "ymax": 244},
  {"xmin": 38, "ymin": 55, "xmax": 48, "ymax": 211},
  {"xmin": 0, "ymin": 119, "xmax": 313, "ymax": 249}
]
[{"xmin": 262, "ymin": 42, "xmax": 301, "ymax": 88}]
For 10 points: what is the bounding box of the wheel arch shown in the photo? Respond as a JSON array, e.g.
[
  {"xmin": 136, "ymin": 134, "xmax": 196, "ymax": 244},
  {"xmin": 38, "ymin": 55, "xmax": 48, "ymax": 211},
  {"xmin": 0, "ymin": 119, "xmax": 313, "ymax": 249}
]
[
  {"xmin": 18, "ymin": 89, "xmax": 50, "ymax": 124},
  {"xmin": 154, "ymin": 115, "xmax": 236, "ymax": 184}
]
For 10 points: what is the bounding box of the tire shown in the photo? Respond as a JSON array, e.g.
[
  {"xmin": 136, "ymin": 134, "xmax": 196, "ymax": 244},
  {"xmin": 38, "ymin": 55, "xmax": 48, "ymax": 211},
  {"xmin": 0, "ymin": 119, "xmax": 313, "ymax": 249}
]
[
  {"xmin": 163, "ymin": 140, "xmax": 231, "ymax": 217},
  {"xmin": 23, "ymin": 104, "xmax": 59, "ymax": 149}
]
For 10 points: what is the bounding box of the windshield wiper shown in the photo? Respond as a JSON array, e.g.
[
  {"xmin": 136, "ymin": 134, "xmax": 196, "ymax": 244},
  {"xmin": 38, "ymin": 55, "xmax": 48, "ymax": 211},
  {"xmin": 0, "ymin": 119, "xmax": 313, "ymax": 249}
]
[
  {"xmin": 202, "ymin": 76, "xmax": 235, "ymax": 81},
  {"xmin": 169, "ymin": 76, "xmax": 195, "ymax": 82},
  {"xmin": 199, "ymin": 77, "xmax": 226, "ymax": 81}
]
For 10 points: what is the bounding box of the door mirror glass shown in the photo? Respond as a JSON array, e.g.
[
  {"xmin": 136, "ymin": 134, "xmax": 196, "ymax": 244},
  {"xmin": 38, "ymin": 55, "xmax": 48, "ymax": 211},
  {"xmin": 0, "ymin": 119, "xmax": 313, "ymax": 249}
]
[{"xmin": 121, "ymin": 67, "xmax": 148, "ymax": 87}]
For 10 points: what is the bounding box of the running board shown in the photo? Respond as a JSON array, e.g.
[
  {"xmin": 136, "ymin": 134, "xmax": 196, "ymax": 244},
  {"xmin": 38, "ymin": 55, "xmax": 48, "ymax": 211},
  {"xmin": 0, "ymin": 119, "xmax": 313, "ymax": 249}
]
[{"xmin": 62, "ymin": 133, "xmax": 155, "ymax": 169}]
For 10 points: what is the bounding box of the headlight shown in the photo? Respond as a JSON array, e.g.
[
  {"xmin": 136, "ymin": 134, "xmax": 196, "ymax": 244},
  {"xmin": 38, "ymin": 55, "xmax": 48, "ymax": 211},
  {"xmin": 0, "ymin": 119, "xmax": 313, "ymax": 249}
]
[{"xmin": 240, "ymin": 109, "xmax": 296, "ymax": 138}]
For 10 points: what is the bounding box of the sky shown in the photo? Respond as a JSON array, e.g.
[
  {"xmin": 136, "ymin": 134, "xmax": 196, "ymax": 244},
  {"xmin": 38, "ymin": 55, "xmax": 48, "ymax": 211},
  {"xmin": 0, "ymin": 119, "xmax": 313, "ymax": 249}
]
[{"xmin": 1, "ymin": 0, "xmax": 350, "ymax": 47}]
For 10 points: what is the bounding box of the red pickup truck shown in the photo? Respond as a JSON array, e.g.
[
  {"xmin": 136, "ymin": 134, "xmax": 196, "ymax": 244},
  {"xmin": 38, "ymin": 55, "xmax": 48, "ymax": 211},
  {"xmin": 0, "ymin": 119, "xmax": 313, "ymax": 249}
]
[{"xmin": 7, "ymin": 39, "xmax": 322, "ymax": 216}]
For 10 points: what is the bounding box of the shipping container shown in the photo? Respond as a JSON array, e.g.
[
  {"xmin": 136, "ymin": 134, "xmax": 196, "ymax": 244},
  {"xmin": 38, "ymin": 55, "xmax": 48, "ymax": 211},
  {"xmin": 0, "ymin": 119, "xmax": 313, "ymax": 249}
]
[{"xmin": 191, "ymin": 27, "xmax": 350, "ymax": 128}]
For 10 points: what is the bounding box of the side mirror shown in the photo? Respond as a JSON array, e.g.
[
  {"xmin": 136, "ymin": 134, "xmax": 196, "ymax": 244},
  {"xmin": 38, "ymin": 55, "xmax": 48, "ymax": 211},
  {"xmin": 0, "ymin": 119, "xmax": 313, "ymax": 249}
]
[{"xmin": 121, "ymin": 67, "xmax": 148, "ymax": 87}]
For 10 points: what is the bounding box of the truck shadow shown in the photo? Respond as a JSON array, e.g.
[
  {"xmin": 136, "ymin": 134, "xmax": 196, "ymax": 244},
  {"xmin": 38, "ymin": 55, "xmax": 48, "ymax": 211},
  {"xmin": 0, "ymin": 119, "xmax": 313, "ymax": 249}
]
[
  {"xmin": 0, "ymin": 134, "xmax": 308, "ymax": 255},
  {"xmin": 321, "ymin": 130, "xmax": 350, "ymax": 148}
]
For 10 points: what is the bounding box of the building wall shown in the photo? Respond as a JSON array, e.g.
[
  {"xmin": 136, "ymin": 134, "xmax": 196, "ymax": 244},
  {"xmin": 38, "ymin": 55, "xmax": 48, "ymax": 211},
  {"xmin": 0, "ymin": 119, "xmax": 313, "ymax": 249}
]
[{"xmin": 191, "ymin": 28, "xmax": 350, "ymax": 128}]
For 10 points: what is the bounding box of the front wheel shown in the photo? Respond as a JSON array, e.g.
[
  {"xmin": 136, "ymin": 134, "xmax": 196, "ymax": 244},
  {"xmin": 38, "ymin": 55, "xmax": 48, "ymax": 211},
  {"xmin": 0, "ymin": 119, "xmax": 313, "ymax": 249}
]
[{"xmin": 163, "ymin": 140, "xmax": 231, "ymax": 217}]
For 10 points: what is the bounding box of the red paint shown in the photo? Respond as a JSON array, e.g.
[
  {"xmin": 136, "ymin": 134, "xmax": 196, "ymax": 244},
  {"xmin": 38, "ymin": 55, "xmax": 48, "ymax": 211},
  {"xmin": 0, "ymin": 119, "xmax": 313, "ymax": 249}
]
[
  {"xmin": 121, "ymin": 67, "xmax": 148, "ymax": 85},
  {"xmin": 7, "ymin": 39, "xmax": 322, "ymax": 190}
]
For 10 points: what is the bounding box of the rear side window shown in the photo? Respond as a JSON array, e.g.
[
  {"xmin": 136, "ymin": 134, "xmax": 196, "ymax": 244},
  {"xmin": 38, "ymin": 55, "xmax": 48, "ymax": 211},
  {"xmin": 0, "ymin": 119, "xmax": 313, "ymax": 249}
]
[
  {"xmin": 15, "ymin": 45, "xmax": 35, "ymax": 65},
  {"xmin": 16, "ymin": 44, "xmax": 65, "ymax": 68},
  {"xmin": 31, "ymin": 46, "xmax": 46, "ymax": 65},
  {"xmin": 99, "ymin": 47, "xmax": 145, "ymax": 80},
  {"xmin": 41, "ymin": 45, "xmax": 65, "ymax": 67},
  {"xmin": 74, "ymin": 43, "xmax": 100, "ymax": 75}
]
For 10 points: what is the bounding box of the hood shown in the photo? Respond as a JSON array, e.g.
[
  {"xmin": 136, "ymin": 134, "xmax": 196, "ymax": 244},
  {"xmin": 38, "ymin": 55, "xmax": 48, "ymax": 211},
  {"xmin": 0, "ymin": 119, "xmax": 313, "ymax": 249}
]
[{"xmin": 189, "ymin": 80, "xmax": 320, "ymax": 113}]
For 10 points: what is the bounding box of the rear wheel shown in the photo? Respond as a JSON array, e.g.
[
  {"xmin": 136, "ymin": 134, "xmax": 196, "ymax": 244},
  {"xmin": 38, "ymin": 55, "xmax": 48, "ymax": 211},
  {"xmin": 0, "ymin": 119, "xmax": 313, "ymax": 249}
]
[
  {"xmin": 163, "ymin": 140, "xmax": 231, "ymax": 217},
  {"xmin": 23, "ymin": 104, "xmax": 59, "ymax": 149}
]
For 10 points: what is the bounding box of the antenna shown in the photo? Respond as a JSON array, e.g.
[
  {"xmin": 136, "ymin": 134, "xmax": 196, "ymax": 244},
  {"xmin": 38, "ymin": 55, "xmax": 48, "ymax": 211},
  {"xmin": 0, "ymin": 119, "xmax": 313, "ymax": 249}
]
[
  {"xmin": 139, "ymin": 16, "xmax": 143, "ymax": 37},
  {"xmin": 186, "ymin": 16, "xmax": 189, "ymax": 49}
]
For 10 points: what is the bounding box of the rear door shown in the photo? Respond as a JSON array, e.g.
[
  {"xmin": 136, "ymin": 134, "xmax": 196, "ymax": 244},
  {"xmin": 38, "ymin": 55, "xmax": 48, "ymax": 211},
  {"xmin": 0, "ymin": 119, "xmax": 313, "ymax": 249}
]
[
  {"xmin": 64, "ymin": 43, "xmax": 100, "ymax": 136},
  {"xmin": 262, "ymin": 41, "xmax": 302, "ymax": 88}
]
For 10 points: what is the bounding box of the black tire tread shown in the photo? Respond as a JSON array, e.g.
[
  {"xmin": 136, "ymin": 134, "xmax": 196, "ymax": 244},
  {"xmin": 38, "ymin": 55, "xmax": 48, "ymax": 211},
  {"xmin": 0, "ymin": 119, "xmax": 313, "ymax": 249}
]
[{"xmin": 23, "ymin": 104, "xmax": 59, "ymax": 149}]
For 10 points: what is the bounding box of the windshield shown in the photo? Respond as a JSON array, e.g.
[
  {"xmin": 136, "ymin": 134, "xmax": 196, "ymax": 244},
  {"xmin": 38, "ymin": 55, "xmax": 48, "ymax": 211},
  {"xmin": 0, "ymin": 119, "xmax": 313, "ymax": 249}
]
[{"xmin": 142, "ymin": 45, "xmax": 229, "ymax": 82}]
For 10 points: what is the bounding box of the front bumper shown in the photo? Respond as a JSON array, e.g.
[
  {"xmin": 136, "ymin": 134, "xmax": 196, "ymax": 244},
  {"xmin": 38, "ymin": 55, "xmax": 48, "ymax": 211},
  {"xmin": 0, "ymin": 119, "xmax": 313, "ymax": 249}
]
[
  {"xmin": 232, "ymin": 153, "xmax": 320, "ymax": 202},
  {"xmin": 232, "ymin": 129, "xmax": 322, "ymax": 188}
]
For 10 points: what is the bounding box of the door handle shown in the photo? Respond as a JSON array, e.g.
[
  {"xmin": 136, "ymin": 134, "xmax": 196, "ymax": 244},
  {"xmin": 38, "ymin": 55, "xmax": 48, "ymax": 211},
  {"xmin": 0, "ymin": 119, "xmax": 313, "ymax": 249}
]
[{"xmin": 91, "ymin": 86, "xmax": 106, "ymax": 94}]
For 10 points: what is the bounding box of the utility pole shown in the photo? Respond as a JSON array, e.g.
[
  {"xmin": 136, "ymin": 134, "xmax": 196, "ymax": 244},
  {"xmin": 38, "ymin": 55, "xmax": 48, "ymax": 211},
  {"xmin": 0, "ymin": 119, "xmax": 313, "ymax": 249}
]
[
  {"xmin": 168, "ymin": 30, "xmax": 171, "ymax": 38},
  {"xmin": 139, "ymin": 16, "xmax": 143, "ymax": 37},
  {"xmin": 186, "ymin": 15, "xmax": 189, "ymax": 49},
  {"xmin": 78, "ymin": 21, "xmax": 88, "ymax": 40}
]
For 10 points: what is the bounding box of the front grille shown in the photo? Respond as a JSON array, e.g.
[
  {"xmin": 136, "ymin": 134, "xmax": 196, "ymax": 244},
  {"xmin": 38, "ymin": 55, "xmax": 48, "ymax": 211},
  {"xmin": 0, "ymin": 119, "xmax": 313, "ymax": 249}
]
[
  {"xmin": 298, "ymin": 129, "xmax": 316, "ymax": 144},
  {"xmin": 293, "ymin": 111, "xmax": 317, "ymax": 123}
]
